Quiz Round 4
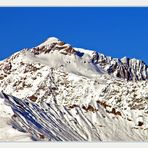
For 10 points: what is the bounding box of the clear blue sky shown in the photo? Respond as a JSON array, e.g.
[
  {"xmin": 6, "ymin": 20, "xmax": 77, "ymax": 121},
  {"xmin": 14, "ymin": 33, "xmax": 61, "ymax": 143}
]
[{"xmin": 0, "ymin": 7, "xmax": 148, "ymax": 64}]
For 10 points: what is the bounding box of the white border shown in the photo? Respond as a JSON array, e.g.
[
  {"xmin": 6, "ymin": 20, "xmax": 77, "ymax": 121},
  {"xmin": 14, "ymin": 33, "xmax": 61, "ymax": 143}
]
[
  {"xmin": 0, "ymin": 0, "xmax": 148, "ymax": 6},
  {"xmin": 0, "ymin": 142, "xmax": 148, "ymax": 148}
]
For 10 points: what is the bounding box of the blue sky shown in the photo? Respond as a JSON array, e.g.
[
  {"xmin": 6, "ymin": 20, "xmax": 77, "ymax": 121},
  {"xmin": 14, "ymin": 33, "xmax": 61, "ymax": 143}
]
[{"xmin": 0, "ymin": 7, "xmax": 148, "ymax": 64}]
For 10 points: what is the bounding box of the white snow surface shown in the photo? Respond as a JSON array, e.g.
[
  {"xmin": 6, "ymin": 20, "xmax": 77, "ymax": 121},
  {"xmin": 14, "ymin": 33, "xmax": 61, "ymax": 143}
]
[
  {"xmin": 0, "ymin": 94, "xmax": 31, "ymax": 141},
  {"xmin": 37, "ymin": 37, "xmax": 60, "ymax": 48},
  {"xmin": 0, "ymin": 37, "xmax": 148, "ymax": 141}
]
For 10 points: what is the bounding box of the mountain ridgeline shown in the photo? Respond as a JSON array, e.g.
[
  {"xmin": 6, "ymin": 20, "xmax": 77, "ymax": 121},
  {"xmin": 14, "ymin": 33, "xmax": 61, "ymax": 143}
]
[
  {"xmin": 0, "ymin": 37, "xmax": 148, "ymax": 141},
  {"xmin": 31, "ymin": 37, "xmax": 148, "ymax": 81}
]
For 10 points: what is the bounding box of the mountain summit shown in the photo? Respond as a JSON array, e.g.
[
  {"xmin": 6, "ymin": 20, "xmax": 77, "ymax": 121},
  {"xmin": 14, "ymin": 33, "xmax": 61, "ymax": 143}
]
[
  {"xmin": 30, "ymin": 37, "xmax": 148, "ymax": 81},
  {"xmin": 0, "ymin": 37, "xmax": 148, "ymax": 141}
]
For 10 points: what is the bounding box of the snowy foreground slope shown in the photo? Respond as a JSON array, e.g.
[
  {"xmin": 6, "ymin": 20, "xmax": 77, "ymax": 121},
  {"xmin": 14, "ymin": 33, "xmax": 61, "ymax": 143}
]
[{"xmin": 0, "ymin": 37, "xmax": 148, "ymax": 141}]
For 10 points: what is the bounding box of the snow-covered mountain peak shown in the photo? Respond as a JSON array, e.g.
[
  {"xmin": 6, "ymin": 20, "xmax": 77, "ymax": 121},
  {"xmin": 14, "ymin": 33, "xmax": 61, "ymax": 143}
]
[
  {"xmin": 31, "ymin": 37, "xmax": 75, "ymax": 56},
  {"xmin": 38, "ymin": 37, "xmax": 60, "ymax": 47},
  {"xmin": 0, "ymin": 37, "xmax": 148, "ymax": 141},
  {"xmin": 1, "ymin": 37, "xmax": 148, "ymax": 81}
]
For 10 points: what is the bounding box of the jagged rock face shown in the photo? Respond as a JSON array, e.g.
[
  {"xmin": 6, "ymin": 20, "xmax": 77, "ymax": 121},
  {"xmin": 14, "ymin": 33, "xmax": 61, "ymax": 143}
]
[
  {"xmin": 31, "ymin": 38, "xmax": 75, "ymax": 55},
  {"xmin": 91, "ymin": 52, "xmax": 148, "ymax": 81}
]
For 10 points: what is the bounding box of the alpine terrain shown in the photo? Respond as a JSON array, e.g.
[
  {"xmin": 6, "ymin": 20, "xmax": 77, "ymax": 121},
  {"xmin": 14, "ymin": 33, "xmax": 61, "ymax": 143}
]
[{"xmin": 0, "ymin": 37, "xmax": 148, "ymax": 141}]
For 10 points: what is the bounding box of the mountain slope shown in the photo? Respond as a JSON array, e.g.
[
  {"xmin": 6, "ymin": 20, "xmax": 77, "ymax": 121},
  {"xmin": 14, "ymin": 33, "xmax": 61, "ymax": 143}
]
[{"xmin": 0, "ymin": 37, "xmax": 148, "ymax": 141}]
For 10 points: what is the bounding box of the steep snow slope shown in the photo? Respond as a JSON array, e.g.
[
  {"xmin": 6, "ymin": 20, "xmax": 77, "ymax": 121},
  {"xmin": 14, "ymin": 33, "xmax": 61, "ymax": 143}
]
[
  {"xmin": 1, "ymin": 91, "xmax": 148, "ymax": 141},
  {"xmin": 0, "ymin": 37, "xmax": 148, "ymax": 141},
  {"xmin": 0, "ymin": 93, "xmax": 32, "ymax": 141}
]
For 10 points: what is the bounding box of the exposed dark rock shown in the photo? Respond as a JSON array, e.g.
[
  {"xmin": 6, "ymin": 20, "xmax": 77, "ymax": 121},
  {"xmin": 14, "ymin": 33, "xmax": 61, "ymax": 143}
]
[
  {"xmin": 96, "ymin": 54, "xmax": 148, "ymax": 81},
  {"xmin": 28, "ymin": 95, "xmax": 38, "ymax": 102}
]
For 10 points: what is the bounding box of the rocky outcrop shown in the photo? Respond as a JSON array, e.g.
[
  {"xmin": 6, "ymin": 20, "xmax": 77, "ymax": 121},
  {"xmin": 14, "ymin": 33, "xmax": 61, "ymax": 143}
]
[
  {"xmin": 91, "ymin": 52, "xmax": 148, "ymax": 81},
  {"xmin": 31, "ymin": 38, "xmax": 75, "ymax": 55}
]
